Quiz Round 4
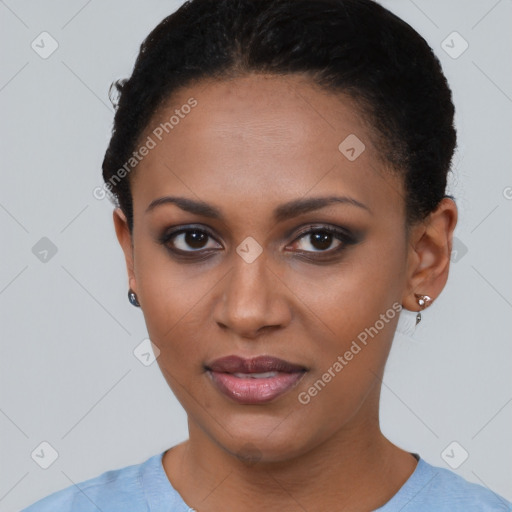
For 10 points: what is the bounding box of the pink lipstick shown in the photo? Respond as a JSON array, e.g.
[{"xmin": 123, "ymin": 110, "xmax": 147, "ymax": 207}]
[{"xmin": 205, "ymin": 355, "xmax": 307, "ymax": 404}]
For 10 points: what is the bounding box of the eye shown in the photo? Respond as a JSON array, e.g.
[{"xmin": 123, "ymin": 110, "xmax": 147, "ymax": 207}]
[
  {"xmin": 287, "ymin": 225, "xmax": 355, "ymax": 255},
  {"xmin": 158, "ymin": 223, "xmax": 360, "ymax": 261},
  {"xmin": 159, "ymin": 226, "xmax": 222, "ymax": 254}
]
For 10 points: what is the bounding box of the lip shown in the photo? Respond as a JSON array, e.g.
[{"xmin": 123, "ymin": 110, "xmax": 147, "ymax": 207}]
[{"xmin": 205, "ymin": 355, "xmax": 307, "ymax": 405}]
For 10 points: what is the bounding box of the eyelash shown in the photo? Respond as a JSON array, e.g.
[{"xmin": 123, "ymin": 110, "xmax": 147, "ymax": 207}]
[{"xmin": 158, "ymin": 224, "xmax": 358, "ymax": 261}]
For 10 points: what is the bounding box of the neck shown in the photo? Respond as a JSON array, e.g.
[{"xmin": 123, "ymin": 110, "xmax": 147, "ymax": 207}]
[{"xmin": 163, "ymin": 415, "xmax": 417, "ymax": 512}]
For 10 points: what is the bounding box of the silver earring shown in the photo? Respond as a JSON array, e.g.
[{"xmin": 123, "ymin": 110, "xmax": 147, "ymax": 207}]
[
  {"xmin": 128, "ymin": 289, "xmax": 140, "ymax": 307},
  {"xmin": 414, "ymin": 293, "xmax": 432, "ymax": 325}
]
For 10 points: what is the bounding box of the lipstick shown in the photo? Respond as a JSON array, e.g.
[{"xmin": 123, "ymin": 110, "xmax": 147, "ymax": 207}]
[{"xmin": 205, "ymin": 355, "xmax": 307, "ymax": 404}]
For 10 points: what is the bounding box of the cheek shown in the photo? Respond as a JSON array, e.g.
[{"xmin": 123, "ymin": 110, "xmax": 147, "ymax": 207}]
[
  {"xmin": 133, "ymin": 241, "xmax": 202, "ymax": 360},
  {"xmin": 295, "ymin": 302, "xmax": 399, "ymax": 397},
  {"xmin": 285, "ymin": 250, "xmax": 403, "ymax": 405},
  {"xmin": 282, "ymin": 241, "xmax": 403, "ymax": 343},
  {"xmin": 291, "ymin": 311, "xmax": 399, "ymax": 447}
]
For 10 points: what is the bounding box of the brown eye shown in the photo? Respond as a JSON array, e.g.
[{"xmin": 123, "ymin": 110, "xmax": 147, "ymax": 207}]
[
  {"xmin": 162, "ymin": 227, "xmax": 222, "ymax": 253},
  {"xmin": 290, "ymin": 226, "xmax": 350, "ymax": 254},
  {"xmin": 181, "ymin": 230, "xmax": 209, "ymax": 249},
  {"xmin": 301, "ymin": 231, "xmax": 339, "ymax": 251}
]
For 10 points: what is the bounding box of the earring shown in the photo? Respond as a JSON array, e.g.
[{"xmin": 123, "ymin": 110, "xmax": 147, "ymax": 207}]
[
  {"xmin": 414, "ymin": 293, "xmax": 432, "ymax": 325},
  {"xmin": 128, "ymin": 289, "xmax": 140, "ymax": 307}
]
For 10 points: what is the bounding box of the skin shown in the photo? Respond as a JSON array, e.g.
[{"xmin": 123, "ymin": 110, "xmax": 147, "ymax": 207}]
[{"xmin": 114, "ymin": 73, "xmax": 458, "ymax": 511}]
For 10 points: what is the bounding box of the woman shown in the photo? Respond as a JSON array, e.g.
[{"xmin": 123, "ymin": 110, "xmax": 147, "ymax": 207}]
[{"xmin": 23, "ymin": 0, "xmax": 511, "ymax": 510}]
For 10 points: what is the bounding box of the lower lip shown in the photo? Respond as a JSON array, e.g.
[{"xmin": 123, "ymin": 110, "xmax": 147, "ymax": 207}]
[{"xmin": 208, "ymin": 371, "xmax": 306, "ymax": 404}]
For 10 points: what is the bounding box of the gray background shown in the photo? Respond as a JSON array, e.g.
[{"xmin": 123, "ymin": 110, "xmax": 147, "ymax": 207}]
[{"xmin": 1, "ymin": 0, "xmax": 511, "ymax": 509}]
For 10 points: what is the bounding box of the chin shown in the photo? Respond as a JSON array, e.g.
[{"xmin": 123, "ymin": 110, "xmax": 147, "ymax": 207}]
[{"xmin": 209, "ymin": 414, "xmax": 320, "ymax": 465}]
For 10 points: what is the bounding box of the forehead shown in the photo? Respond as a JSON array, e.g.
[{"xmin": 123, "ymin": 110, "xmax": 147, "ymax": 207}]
[{"xmin": 132, "ymin": 73, "xmax": 404, "ymax": 224}]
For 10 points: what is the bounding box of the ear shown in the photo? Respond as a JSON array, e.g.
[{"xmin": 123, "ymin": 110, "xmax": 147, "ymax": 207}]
[
  {"xmin": 402, "ymin": 197, "xmax": 458, "ymax": 312},
  {"xmin": 113, "ymin": 208, "xmax": 137, "ymax": 296}
]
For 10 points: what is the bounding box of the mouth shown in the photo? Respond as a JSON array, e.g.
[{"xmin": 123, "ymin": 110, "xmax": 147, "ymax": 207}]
[{"xmin": 204, "ymin": 355, "xmax": 308, "ymax": 405}]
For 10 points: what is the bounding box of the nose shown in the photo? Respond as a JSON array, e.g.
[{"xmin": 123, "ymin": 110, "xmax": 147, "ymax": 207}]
[{"xmin": 213, "ymin": 251, "xmax": 291, "ymax": 339}]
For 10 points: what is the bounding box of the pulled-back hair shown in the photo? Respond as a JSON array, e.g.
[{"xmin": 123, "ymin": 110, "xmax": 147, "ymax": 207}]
[{"xmin": 102, "ymin": 0, "xmax": 456, "ymax": 233}]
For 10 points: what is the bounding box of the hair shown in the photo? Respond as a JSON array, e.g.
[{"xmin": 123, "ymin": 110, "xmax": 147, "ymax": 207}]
[{"xmin": 102, "ymin": 0, "xmax": 456, "ymax": 234}]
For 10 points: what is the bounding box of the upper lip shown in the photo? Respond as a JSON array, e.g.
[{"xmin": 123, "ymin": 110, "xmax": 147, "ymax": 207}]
[{"xmin": 205, "ymin": 355, "xmax": 307, "ymax": 374}]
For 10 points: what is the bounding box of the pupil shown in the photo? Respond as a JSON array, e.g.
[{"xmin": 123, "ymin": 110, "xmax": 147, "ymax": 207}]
[
  {"xmin": 311, "ymin": 232, "xmax": 332, "ymax": 250},
  {"xmin": 186, "ymin": 230, "xmax": 207, "ymax": 249}
]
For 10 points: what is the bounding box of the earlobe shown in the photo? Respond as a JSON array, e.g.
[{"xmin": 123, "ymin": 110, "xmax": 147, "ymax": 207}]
[
  {"xmin": 402, "ymin": 197, "xmax": 458, "ymax": 313},
  {"xmin": 112, "ymin": 208, "xmax": 137, "ymax": 295}
]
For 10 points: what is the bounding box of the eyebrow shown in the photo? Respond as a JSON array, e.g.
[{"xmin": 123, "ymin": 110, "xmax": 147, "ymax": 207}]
[{"xmin": 145, "ymin": 194, "xmax": 372, "ymax": 221}]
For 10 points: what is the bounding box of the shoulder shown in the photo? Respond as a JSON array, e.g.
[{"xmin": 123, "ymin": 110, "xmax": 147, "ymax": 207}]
[
  {"xmin": 423, "ymin": 460, "xmax": 511, "ymax": 510},
  {"xmin": 383, "ymin": 458, "xmax": 512, "ymax": 511},
  {"xmin": 21, "ymin": 452, "xmax": 165, "ymax": 512}
]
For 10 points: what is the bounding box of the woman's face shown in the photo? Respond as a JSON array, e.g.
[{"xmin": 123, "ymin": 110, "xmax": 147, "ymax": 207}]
[{"xmin": 115, "ymin": 73, "xmax": 414, "ymax": 462}]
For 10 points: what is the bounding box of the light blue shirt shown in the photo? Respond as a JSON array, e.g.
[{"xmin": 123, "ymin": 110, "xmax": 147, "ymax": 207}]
[{"xmin": 22, "ymin": 451, "xmax": 512, "ymax": 511}]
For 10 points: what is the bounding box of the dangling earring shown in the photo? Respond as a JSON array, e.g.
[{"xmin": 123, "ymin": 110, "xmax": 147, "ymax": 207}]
[
  {"xmin": 128, "ymin": 288, "xmax": 140, "ymax": 307},
  {"xmin": 414, "ymin": 293, "xmax": 432, "ymax": 325}
]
